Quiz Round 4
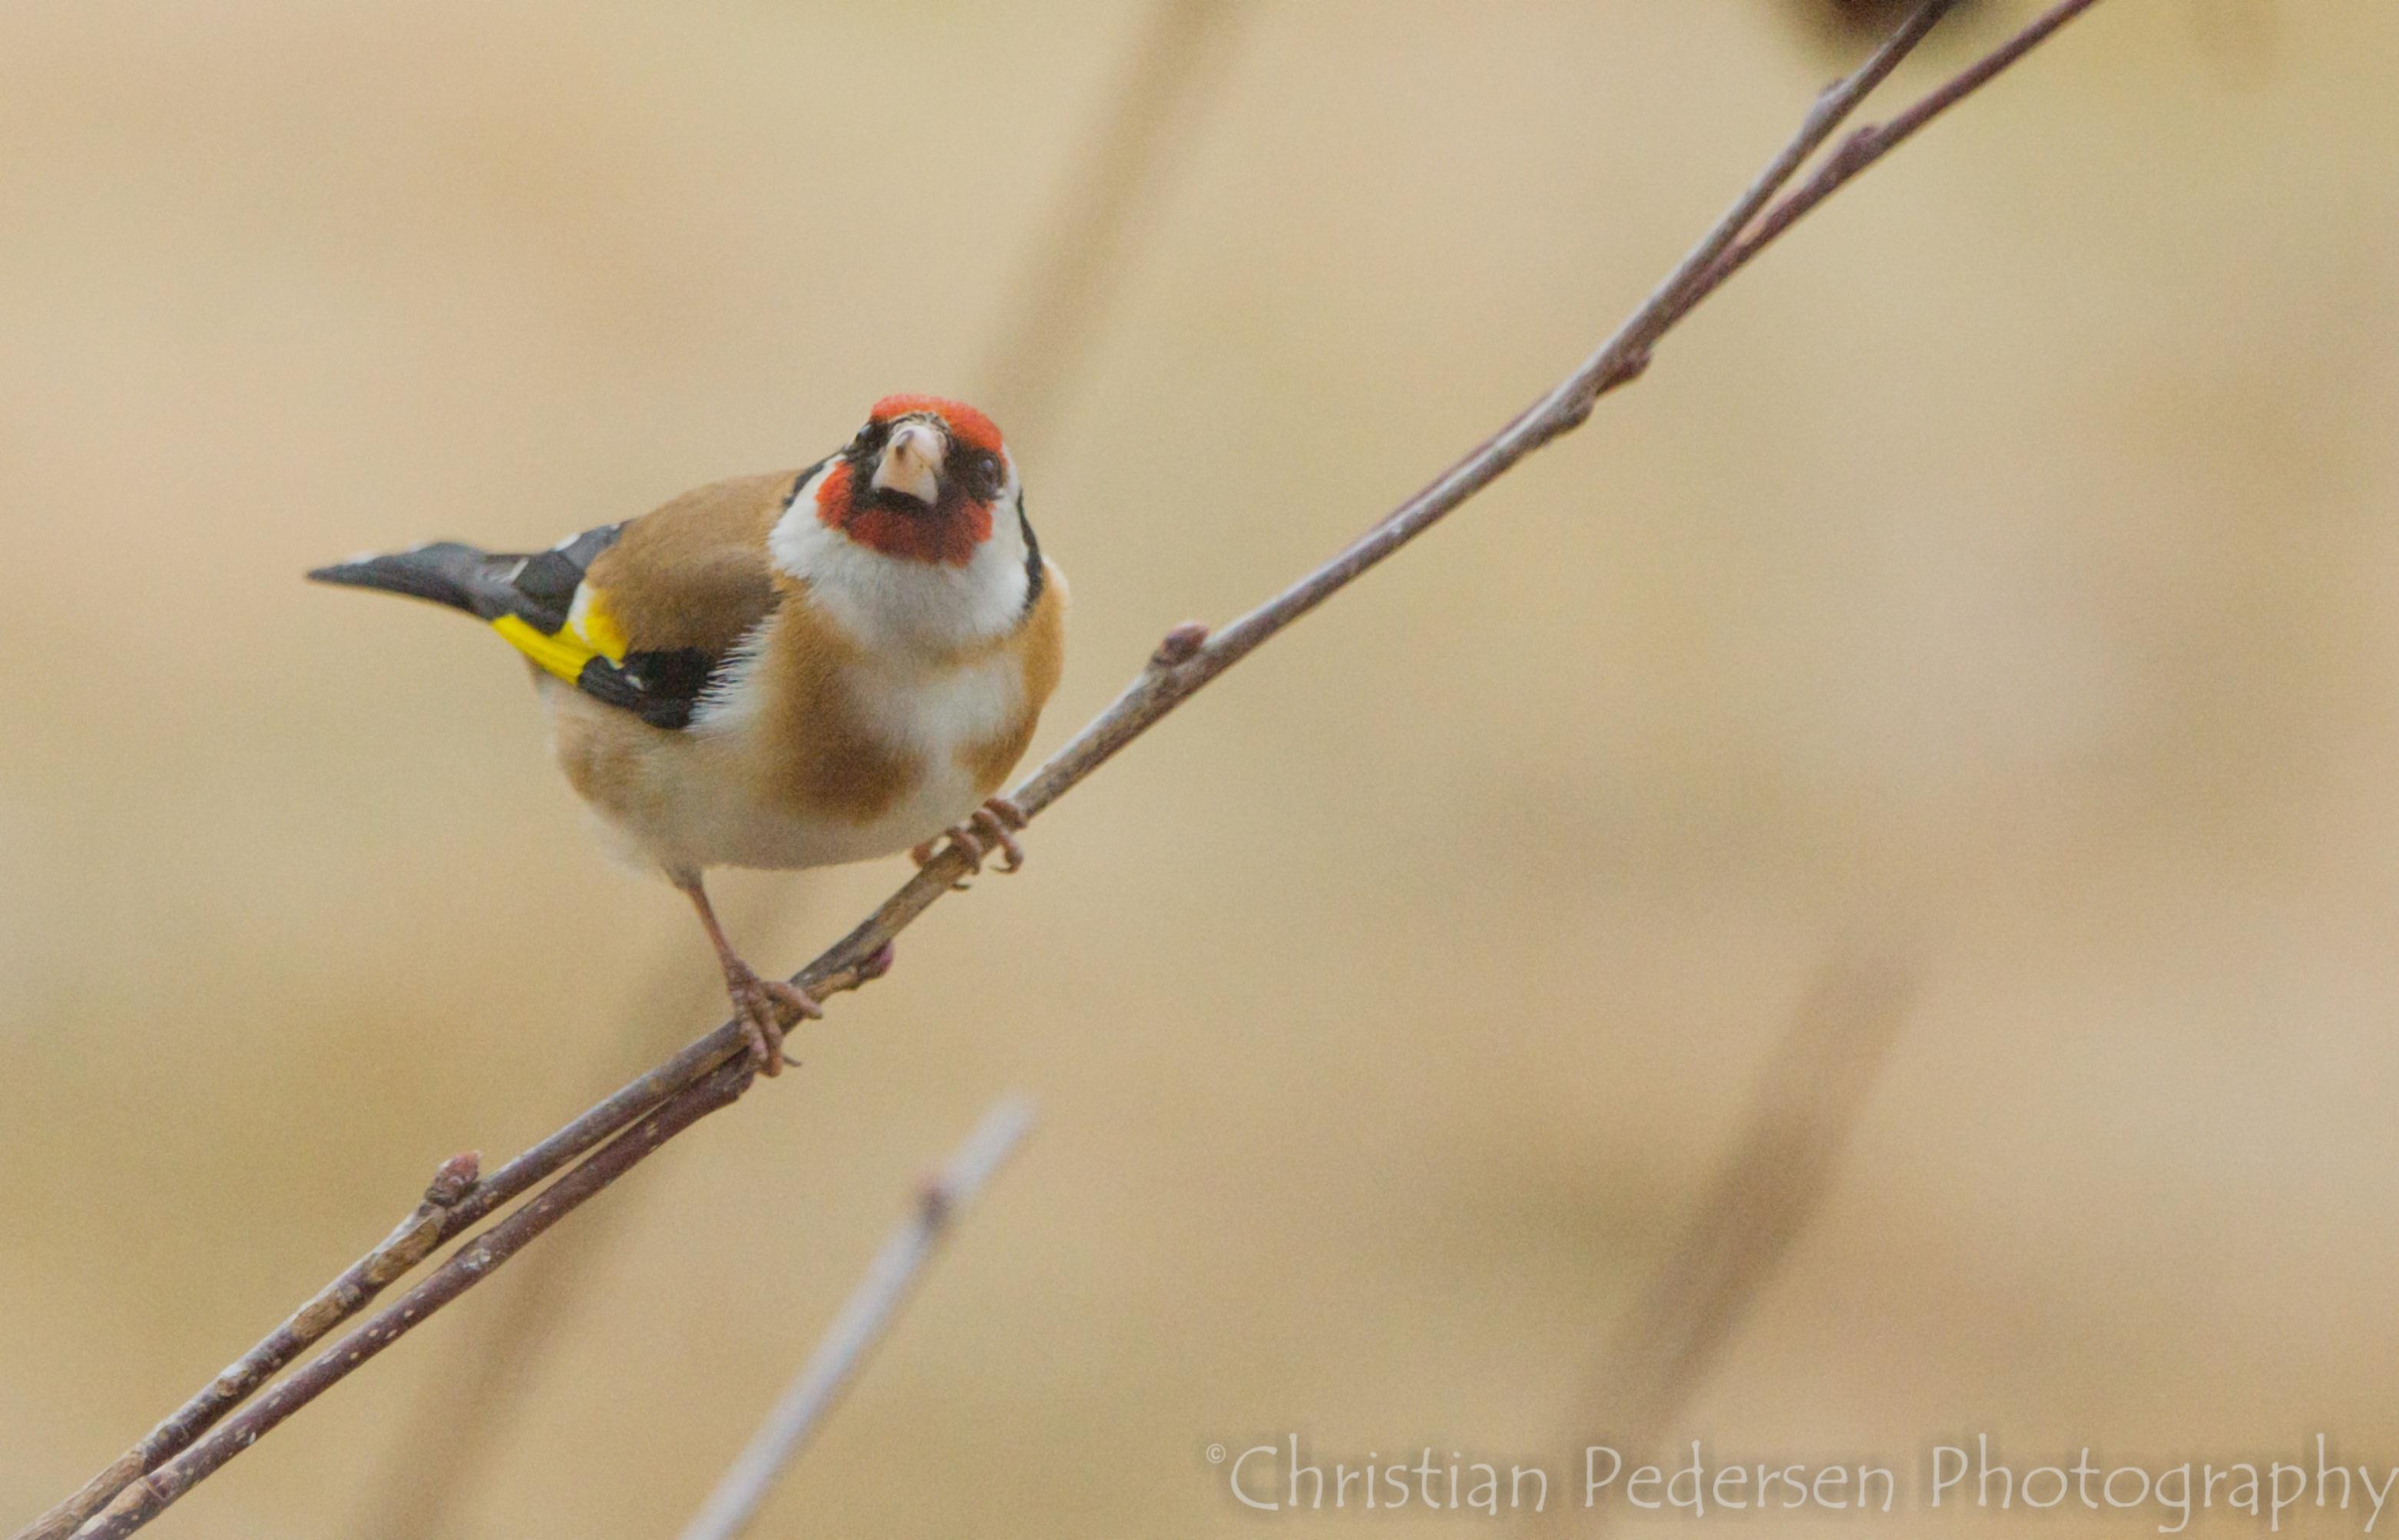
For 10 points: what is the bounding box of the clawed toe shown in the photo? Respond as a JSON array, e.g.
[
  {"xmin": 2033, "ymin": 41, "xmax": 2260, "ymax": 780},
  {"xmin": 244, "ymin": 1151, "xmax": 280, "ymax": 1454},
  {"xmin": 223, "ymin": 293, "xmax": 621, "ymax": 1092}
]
[
  {"xmin": 968, "ymin": 807, "xmax": 1024, "ymax": 872},
  {"xmin": 759, "ymin": 977, "xmax": 825, "ymax": 1023},
  {"xmin": 727, "ymin": 982, "xmax": 786, "ymax": 1078},
  {"xmin": 723, "ymin": 967, "xmax": 823, "ymax": 1079},
  {"xmin": 908, "ymin": 799, "xmax": 1027, "ymax": 889},
  {"xmin": 914, "ymin": 825, "xmax": 984, "ymax": 888}
]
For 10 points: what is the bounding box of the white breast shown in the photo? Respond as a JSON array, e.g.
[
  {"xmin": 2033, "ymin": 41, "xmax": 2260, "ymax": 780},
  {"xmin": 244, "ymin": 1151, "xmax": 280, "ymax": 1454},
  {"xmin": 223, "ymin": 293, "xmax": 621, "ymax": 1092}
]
[
  {"xmin": 826, "ymin": 650, "xmax": 1025, "ymax": 860},
  {"xmin": 854, "ymin": 649, "xmax": 1024, "ymax": 755}
]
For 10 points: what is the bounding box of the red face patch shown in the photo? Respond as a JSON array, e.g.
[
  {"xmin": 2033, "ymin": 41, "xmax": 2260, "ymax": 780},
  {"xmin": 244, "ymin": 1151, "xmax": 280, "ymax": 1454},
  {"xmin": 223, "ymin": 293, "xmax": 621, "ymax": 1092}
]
[
  {"xmin": 868, "ymin": 394, "xmax": 1004, "ymax": 456},
  {"xmin": 813, "ymin": 456, "xmax": 994, "ymax": 567}
]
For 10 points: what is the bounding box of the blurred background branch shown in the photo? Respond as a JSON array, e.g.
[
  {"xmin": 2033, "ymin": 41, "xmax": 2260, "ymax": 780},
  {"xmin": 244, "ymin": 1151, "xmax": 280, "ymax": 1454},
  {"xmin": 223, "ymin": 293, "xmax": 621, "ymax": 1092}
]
[
  {"xmin": 1540, "ymin": 956, "xmax": 1915, "ymax": 1533},
  {"xmin": 16, "ymin": 2, "xmax": 2114, "ymax": 1534},
  {"xmin": 971, "ymin": 0, "xmax": 1260, "ymax": 435},
  {"xmin": 677, "ymin": 1097, "xmax": 1036, "ymax": 1540}
]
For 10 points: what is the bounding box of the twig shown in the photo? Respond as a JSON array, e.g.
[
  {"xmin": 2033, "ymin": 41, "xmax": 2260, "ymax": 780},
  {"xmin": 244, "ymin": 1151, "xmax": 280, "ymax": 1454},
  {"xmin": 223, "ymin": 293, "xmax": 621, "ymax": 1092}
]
[
  {"xmin": 24, "ymin": 4, "xmax": 2109, "ymax": 1532},
  {"xmin": 1678, "ymin": 0, "xmax": 2106, "ymax": 316},
  {"xmin": 1538, "ymin": 957, "xmax": 1915, "ymax": 1534},
  {"xmin": 677, "ymin": 1099, "xmax": 1037, "ymax": 1540},
  {"xmin": 340, "ymin": 927, "xmax": 768, "ymax": 1540},
  {"xmin": 22, "ymin": 946, "xmax": 888, "ymax": 1540},
  {"xmin": 71, "ymin": 1063, "xmax": 753, "ymax": 1540},
  {"xmin": 14, "ymin": 1155, "xmax": 482, "ymax": 1540}
]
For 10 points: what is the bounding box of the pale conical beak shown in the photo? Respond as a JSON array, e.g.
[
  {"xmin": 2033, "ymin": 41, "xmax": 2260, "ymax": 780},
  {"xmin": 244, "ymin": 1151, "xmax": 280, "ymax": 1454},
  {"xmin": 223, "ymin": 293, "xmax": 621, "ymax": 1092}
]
[{"xmin": 869, "ymin": 421, "xmax": 945, "ymax": 505}]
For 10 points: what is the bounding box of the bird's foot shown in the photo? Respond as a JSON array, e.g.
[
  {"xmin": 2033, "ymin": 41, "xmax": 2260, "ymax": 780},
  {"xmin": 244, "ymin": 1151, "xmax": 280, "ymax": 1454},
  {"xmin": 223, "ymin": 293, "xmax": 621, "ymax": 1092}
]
[
  {"xmin": 721, "ymin": 960, "xmax": 823, "ymax": 1078},
  {"xmin": 910, "ymin": 797, "xmax": 1028, "ymax": 887},
  {"xmin": 972, "ymin": 797, "xmax": 1028, "ymax": 871}
]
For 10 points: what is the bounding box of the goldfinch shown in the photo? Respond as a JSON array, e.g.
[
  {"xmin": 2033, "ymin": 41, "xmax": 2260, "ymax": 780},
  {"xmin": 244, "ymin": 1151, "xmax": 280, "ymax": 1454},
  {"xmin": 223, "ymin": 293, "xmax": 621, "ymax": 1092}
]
[{"xmin": 311, "ymin": 395, "xmax": 1065, "ymax": 1072}]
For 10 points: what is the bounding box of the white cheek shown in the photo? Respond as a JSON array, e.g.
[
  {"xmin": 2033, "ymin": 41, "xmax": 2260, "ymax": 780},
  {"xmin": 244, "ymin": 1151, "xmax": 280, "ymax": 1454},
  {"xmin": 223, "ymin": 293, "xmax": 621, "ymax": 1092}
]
[
  {"xmin": 767, "ymin": 468, "xmax": 1031, "ymax": 655},
  {"xmin": 765, "ymin": 464, "xmax": 830, "ymax": 570}
]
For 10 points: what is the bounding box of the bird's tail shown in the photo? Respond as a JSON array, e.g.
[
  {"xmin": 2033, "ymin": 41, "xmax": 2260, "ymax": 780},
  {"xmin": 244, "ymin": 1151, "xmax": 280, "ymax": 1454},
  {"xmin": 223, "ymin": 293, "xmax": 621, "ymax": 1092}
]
[{"xmin": 306, "ymin": 541, "xmax": 528, "ymax": 620}]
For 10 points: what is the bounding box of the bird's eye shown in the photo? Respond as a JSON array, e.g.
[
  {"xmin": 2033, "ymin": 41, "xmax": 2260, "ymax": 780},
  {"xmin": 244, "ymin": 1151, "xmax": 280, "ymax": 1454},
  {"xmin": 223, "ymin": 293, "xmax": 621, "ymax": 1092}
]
[
  {"xmin": 967, "ymin": 452, "xmax": 1004, "ymax": 499},
  {"xmin": 848, "ymin": 421, "xmax": 885, "ymax": 457}
]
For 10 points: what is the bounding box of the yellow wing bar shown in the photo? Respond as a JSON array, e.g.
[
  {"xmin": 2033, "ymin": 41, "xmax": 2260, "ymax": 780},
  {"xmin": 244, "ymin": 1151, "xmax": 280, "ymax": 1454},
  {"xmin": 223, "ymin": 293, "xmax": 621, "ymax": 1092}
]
[{"xmin": 489, "ymin": 588, "xmax": 628, "ymax": 686}]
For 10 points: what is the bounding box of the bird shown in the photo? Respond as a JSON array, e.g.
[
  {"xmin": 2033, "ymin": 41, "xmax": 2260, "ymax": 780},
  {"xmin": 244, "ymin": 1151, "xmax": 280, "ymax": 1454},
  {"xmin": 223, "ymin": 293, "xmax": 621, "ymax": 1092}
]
[{"xmin": 309, "ymin": 395, "xmax": 1065, "ymax": 1074}]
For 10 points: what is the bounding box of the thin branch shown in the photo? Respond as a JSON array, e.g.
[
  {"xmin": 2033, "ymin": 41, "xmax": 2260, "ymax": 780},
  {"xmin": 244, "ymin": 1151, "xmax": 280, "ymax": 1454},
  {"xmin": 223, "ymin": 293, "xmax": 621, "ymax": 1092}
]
[
  {"xmin": 1676, "ymin": 0, "xmax": 2106, "ymax": 316},
  {"xmin": 341, "ymin": 914, "xmax": 776, "ymax": 1540},
  {"xmin": 677, "ymin": 1099, "xmax": 1037, "ymax": 1540},
  {"xmin": 24, "ymin": 3, "xmax": 2108, "ymax": 1533},
  {"xmin": 15, "ymin": 947, "xmax": 887, "ymax": 1540},
  {"xmin": 14, "ymin": 1154, "xmax": 483, "ymax": 1540},
  {"xmin": 72, "ymin": 1063, "xmax": 754, "ymax": 1540}
]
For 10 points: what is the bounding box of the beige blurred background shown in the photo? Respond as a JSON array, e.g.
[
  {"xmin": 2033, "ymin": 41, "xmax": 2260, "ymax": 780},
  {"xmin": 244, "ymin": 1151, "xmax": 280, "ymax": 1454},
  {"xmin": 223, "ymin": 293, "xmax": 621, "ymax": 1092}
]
[{"xmin": 5, "ymin": 2, "xmax": 2395, "ymax": 1535}]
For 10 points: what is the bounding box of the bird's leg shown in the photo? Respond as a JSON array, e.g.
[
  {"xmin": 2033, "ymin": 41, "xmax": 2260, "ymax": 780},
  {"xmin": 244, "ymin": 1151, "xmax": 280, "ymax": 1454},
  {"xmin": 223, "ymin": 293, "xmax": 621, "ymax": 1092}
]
[
  {"xmin": 677, "ymin": 874, "xmax": 821, "ymax": 1076},
  {"xmin": 910, "ymin": 796, "xmax": 1029, "ymax": 884}
]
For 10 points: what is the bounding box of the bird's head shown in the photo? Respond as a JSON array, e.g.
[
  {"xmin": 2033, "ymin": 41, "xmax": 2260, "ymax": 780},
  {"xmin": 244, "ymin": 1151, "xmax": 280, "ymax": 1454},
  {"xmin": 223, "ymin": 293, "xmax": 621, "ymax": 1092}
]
[{"xmin": 811, "ymin": 395, "xmax": 1016, "ymax": 567}]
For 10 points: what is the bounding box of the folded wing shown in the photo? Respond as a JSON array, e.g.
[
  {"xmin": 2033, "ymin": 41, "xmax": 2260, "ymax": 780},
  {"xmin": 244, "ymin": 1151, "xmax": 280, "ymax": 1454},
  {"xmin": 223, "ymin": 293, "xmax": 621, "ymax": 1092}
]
[{"xmin": 309, "ymin": 467, "xmax": 809, "ymax": 731}]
